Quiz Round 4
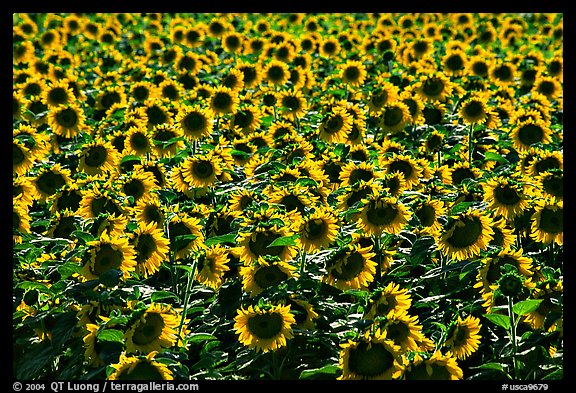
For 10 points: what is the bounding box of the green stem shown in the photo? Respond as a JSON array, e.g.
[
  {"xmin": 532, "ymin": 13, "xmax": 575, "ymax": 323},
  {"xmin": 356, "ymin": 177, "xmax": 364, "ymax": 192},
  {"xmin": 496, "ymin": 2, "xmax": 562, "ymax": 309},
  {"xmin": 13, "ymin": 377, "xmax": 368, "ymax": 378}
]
[
  {"xmin": 468, "ymin": 122, "xmax": 474, "ymax": 165},
  {"xmin": 508, "ymin": 296, "xmax": 519, "ymax": 379},
  {"xmin": 373, "ymin": 235, "xmax": 382, "ymax": 285},
  {"xmin": 178, "ymin": 259, "xmax": 197, "ymax": 339},
  {"xmin": 299, "ymin": 250, "xmax": 307, "ymax": 275}
]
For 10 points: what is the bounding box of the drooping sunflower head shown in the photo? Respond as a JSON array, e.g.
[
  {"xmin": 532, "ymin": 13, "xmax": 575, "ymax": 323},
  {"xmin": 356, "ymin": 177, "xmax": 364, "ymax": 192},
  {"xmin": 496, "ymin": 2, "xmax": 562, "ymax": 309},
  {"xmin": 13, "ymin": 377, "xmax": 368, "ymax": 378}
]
[
  {"xmin": 108, "ymin": 351, "xmax": 174, "ymax": 380},
  {"xmin": 234, "ymin": 304, "xmax": 296, "ymax": 353}
]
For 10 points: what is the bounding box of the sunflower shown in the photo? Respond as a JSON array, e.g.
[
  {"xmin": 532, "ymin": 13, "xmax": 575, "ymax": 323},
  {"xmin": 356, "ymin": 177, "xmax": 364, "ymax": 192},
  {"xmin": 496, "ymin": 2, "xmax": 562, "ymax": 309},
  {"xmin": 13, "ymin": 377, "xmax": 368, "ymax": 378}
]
[
  {"xmin": 95, "ymin": 85, "xmax": 127, "ymax": 113},
  {"xmin": 293, "ymin": 206, "xmax": 339, "ymax": 253},
  {"xmin": 401, "ymin": 350, "xmax": 463, "ymax": 380},
  {"xmin": 231, "ymin": 104, "xmax": 263, "ymax": 135},
  {"xmin": 318, "ymin": 105, "xmax": 353, "ymax": 144},
  {"xmin": 365, "ymin": 282, "xmax": 412, "ymax": 320},
  {"xmin": 180, "ymin": 151, "xmax": 222, "ymax": 188},
  {"xmin": 262, "ymin": 59, "xmax": 291, "ymax": 87},
  {"xmin": 132, "ymin": 193, "xmax": 164, "ymax": 227},
  {"xmin": 78, "ymin": 139, "xmax": 120, "ymax": 176},
  {"xmin": 323, "ymin": 243, "xmax": 377, "ymax": 290},
  {"xmin": 240, "ymin": 256, "xmax": 298, "ymax": 297},
  {"xmin": 78, "ymin": 186, "xmax": 126, "ymax": 220},
  {"xmin": 532, "ymin": 74, "xmax": 562, "ymax": 100},
  {"xmin": 379, "ymin": 100, "xmax": 412, "ymax": 134},
  {"xmin": 526, "ymin": 150, "xmax": 563, "ymax": 178},
  {"xmin": 277, "ymin": 89, "xmax": 308, "ymax": 121},
  {"xmin": 339, "ymin": 59, "xmax": 367, "ymax": 87},
  {"xmin": 81, "ymin": 231, "xmax": 136, "ymax": 282},
  {"xmin": 167, "ymin": 213, "xmax": 205, "ymax": 260},
  {"xmin": 124, "ymin": 126, "xmax": 153, "ymax": 157},
  {"xmin": 482, "ymin": 176, "xmax": 530, "ymax": 220},
  {"xmin": 195, "ymin": 244, "xmax": 230, "ymax": 290},
  {"xmin": 438, "ymin": 209, "xmax": 494, "ymax": 261},
  {"xmin": 47, "ymin": 103, "xmax": 86, "ymax": 138},
  {"xmin": 83, "ymin": 324, "xmax": 124, "ymax": 368},
  {"xmin": 366, "ymin": 80, "xmax": 400, "ymax": 113},
  {"xmin": 414, "ymin": 72, "xmax": 456, "ymax": 102},
  {"xmin": 234, "ymin": 304, "xmax": 296, "ymax": 353},
  {"xmin": 459, "ymin": 92, "xmax": 490, "ymax": 125},
  {"xmin": 13, "ymin": 202, "xmax": 31, "ymax": 244},
  {"xmin": 220, "ymin": 67, "xmax": 245, "ymax": 92},
  {"xmin": 130, "ymin": 221, "xmax": 170, "ymax": 279},
  {"xmin": 150, "ymin": 123, "xmax": 184, "ymax": 158},
  {"xmin": 522, "ymin": 280, "xmax": 563, "ymax": 332},
  {"xmin": 129, "ymin": 80, "xmax": 158, "ymax": 103},
  {"xmin": 537, "ymin": 169, "xmax": 563, "ymax": 200},
  {"xmin": 489, "ymin": 59, "xmax": 518, "ymax": 86},
  {"xmin": 175, "ymin": 104, "xmax": 214, "ymax": 141},
  {"xmin": 46, "ymin": 210, "xmax": 79, "ymax": 241},
  {"xmin": 125, "ymin": 303, "xmax": 181, "ymax": 354},
  {"xmin": 41, "ymin": 80, "xmax": 75, "ymax": 108},
  {"xmin": 281, "ymin": 294, "xmax": 319, "ymax": 330},
  {"xmin": 13, "ymin": 138, "xmax": 35, "ymax": 176},
  {"xmin": 236, "ymin": 225, "xmax": 298, "ymax": 265},
  {"xmin": 445, "ymin": 161, "xmax": 483, "ymax": 186},
  {"xmin": 379, "ymin": 153, "xmax": 422, "ymax": 189},
  {"xmin": 13, "ymin": 175, "xmax": 35, "ymax": 208},
  {"xmin": 510, "ymin": 118, "xmax": 553, "ymax": 152},
  {"xmin": 30, "ymin": 163, "xmax": 72, "ymax": 204},
  {"xmin": 376, "ymin": 310, "xmax": 431, "ymax": 353},
  {"xmin": 444, "ymin": 315, "xmax": 482, "ymax": 360},
  {"xmin": 488, "ymin": 216, "xmax": 516, "ymax": 250},
  {"xmin": 474, "ymin": 247, "xmax": 534, "ymax": 309},
  {"xmin": 530, "ymin": 197, "xmax": 563, "ymax": 245},
  {"xmin": 208, "ymin": 85, "xmax": 239, "ymax": 115},
  {"xmin": 412, "ymin": 196, "xmax": 447, "ymax": 236},
  {"xmin": 338, "ymin": 329, "xmax": 404, "ymax": 380},
  {"xmin": 357, "ymin": 192, "xmax": 411, "ymax": 237}
]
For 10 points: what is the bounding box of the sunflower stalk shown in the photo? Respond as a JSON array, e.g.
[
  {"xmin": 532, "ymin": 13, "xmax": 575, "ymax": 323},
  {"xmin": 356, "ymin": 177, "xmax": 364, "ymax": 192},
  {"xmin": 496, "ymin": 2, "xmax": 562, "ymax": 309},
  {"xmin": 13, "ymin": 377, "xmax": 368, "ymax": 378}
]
[
  {"xmin": 507, "ymin": 295, "xmax": 519, "ymax": 379},
  {"xmin": 468, "ymin": 122, "xmax": 475, "ymax": 165},
  {"xmin": 178, "ymin": 259, "xmax": 197, "ymax": 338}
]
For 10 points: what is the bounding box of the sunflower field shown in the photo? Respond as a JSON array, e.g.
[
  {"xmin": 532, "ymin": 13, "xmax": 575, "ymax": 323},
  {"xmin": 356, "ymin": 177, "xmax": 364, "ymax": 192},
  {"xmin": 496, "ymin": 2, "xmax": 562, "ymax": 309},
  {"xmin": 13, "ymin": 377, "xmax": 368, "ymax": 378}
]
[{"xmin": 12, "ymin": 13, "xmax": 564, "ymax": 382}]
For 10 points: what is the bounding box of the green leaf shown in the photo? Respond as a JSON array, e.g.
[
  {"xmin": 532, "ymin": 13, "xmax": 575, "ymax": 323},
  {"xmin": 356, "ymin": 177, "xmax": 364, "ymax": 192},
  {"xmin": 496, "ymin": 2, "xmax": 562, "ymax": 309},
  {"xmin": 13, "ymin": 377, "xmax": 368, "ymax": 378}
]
[
  {"xmin": 187, "ymin": 333, "xmax": 218, "ymax": 344},
  {"xmin": 409, "ymin": 236, "xmax": 436, "ymax": 265},
  {"xmin": 204, "ymin": 233, "xmax": 237, "ymax": 247},
  {"xmin": 97, "ymin": 329, "xmax": 125, "ymax": 343},
  {"xmin": 484, "ymin": 151, "xmax": 509, "ymax": 164},
  {"xmin": 471, "ymin": 362, "xmax": 506, "ymax": 372},
  {"xmin": 484, "ymin": 313, "xmax": 511, "ymax": 330},
  {"xmin": 267, "ymin": 234, "xmax": 300, "ymax": 248},
  {"xmin": 57, "ymin": 261, "xmax": 83, "ymax": 279},
  {"xmin": 151, "ymin": 290, "xmax": 180, "ymax": 303},
  {"xmin": 120, "ymin": 154, "xmax": 141, "ymax": 165},
  {"xmin": 450, "ymin": 201, "xmax": 474, "ymax": 215},
  {"xmin": 299, "ymin": 364, "xmax": 340, "ymax": 380},
  {"xmin": 71, "ymin": 230, "xmax": 95, "ymax": 244},
  {"xmin": 512, "ymin": 299, "xmax": 543, "ymax": 316},
  {"xmin": 172, "ymin": 234, "xmax": 198, "ymax": 250}
]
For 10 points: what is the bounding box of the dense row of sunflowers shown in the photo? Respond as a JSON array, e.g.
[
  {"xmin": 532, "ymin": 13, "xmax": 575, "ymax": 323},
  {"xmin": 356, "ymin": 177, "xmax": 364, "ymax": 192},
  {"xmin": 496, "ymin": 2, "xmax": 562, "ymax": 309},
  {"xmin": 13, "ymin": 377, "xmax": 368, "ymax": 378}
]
[{"xmin": 13, "ymin": 13, "xmax": 563, "ymax": 381}]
